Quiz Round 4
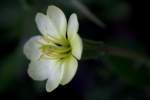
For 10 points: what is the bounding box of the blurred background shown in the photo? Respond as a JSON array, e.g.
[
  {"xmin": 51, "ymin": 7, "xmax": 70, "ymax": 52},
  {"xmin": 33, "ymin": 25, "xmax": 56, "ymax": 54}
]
[{"xmin": 0, "ymin": 0, "xmax": 150, "ymax": 100}]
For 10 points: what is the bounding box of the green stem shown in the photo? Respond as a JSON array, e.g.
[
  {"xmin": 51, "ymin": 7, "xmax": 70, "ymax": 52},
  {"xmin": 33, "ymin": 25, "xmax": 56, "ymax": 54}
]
[
  {"xmin": 101, "ymin": 45, "xmax": 150, "ymax": 65},
  {"xmin": 83, "ymin": 39, "xmax": 150, "ymax": 65}
]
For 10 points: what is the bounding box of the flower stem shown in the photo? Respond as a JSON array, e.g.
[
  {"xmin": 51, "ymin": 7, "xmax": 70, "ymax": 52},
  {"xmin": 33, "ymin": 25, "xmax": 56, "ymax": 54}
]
[
  {"xmin": 83, "ymin": 39, "xmax": 150, "ymax": 65},
  {"xmin": 101, "ymin": 45, "xmax": 150, "ymax": 65}
]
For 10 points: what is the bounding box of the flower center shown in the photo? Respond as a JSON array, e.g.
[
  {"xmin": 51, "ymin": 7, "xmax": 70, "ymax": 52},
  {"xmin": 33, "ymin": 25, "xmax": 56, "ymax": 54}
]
[{"xmin": 40, "ymin": 41, "xmax": 71, "ymax": 59}]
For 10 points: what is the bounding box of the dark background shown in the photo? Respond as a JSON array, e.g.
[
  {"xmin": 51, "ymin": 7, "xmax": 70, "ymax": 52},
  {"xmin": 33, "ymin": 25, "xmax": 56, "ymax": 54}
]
[{"xmin": 0, "ymin": 0, "xmax": 150, "ymax": 100}]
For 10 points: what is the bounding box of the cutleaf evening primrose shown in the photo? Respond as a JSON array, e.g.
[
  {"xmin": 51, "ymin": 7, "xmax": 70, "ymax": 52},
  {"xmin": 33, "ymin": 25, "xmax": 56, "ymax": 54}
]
[{"xmin": 23, "ymin": 5, "xmax": 83, "ymax": 92}]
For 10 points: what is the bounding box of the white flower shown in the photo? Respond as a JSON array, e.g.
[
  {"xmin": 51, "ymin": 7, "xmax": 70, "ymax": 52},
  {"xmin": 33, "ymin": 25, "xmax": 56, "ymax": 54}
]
[{"xmin": 23, "ymin": 5, "xmax": 83, "ymax": 92}]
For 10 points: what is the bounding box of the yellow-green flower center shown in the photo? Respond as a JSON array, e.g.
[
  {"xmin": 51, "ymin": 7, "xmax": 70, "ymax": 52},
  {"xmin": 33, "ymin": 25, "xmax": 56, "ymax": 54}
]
[{"xmin": 40, "ymin": 37, "xmax": 71, "ymax": 59}]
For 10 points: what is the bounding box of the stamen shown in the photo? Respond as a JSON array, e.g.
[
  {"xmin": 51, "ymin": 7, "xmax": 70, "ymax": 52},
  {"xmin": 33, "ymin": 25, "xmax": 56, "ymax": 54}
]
[
  {"xmin": 43, "ymin": 35, "xmax": 68, "ymax": 46},
  {"xmin": 40, "ymin": 41, "xmax": 71, "ymax": 60}
]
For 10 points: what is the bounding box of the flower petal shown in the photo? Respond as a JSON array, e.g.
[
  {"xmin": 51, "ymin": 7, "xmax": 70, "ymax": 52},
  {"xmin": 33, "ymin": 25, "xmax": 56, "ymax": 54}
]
[
  {"xmin": 67, "ymin": 14, "xmax": 82, "ymax": 59},
  {"xmin": 70, "ymin": 34, "xmax": 83, "ymax": 60},
  {"xmin": 28, "ymin": 59, "xmax": 51, "ymax": 81},
  {"xmin": 60, "ymin": 56, "xmax": 78, "ymax": 85},
  {"xmin": 47, "ymin": 5, "xmax": 67, "ymax": 38},
  {"xmin": 23, "ymin": 36, "xmax": 43, "ymax": 61},
  {"xmin": 67, "ymin": 13, "xmax": 79, "ymax": 39},
  {"xmin": 46, "ymin": 60, "xmax": 64, "ymax": 92},
  {"xmin": 35, "ymin": 13, "xmax": 61, "ymax": 40}
]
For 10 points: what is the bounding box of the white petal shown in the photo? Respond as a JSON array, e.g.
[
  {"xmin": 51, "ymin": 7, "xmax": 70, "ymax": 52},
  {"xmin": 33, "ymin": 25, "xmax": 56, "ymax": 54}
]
[
  {"xmin": 28, "ymin": 59, "xmax": 52, "ymax": 81},
  {"xmin": 23, "ymin": 36, "xmax": 43, "ymax": 61},
  {"xmin": 67, "ymin": 14, "xmax": 82, "ymax": 59},
  {"xmin": 46, "ymin": 60, "xmax": 64, "ymax": 92},
  {"xmin": 60, "ymin": 56, "xmax": 78, "ymax": 85},
  {"xmin": 47, "ymin": 5, "xmax": 67, "ymax": 38},
  {"xmin": 35, "ymin": 13, "xmax": 61, "ymax": 40},
  {"xmin": 67, "ymin": 13, "xmax": 79, "ymax": 39},
  {"xmin": 70, "ymin": 34, "xmax": 83, "ymax": 60}
]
